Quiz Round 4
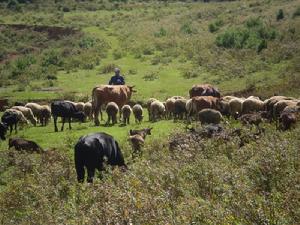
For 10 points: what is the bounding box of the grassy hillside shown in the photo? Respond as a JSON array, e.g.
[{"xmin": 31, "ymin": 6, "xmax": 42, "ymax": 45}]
[
  {"xmin": 0, "ymin": 0, "xmax": 300, "ymax": 103},
  {"xmin": 0, "ymin": 0, "xmax": 300, "ymax": 224}
]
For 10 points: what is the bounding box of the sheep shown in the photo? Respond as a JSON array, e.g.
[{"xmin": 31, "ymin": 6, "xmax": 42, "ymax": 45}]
[
  {"xmin": 150, "ymin": 100, "xmax": 166, "ymax": 122},
  {"xmin": 198, "ymin": 109, "xmax": 223, "ymax": 124},
  {"xmin": 121, "ymin": 105, "xmax": 132, "ymax": 125},
  {"xmin": 228, "ymin": 98, "xmax": 244, "ymax": 118},
  {"xmin": 242, "ymin": 97, "xmax": 264, "ymax": 115},
  {"xmin": 279, "ymin": 112, "xmax": 297, "ymax": 131},
  {"xmin": 174, "ymin": 98, "xmax": 187, "ymax": 120},
  {"xmin": 132, "ymin": 104, "xmax": 143, "ymax": 123},
  {"xmin": 128, "ymin": 128, "xmax": 152, "ymax": 156},
  {"xmin": 83, "ymin": 101, "xmax": 93, "ymax": 121},
  {"xmin": 5, "ymin": 109, "xmax": 29, "ymax": 125},
  {"xmin": 9, "ymin": 137, "xmax": 44, "ymax": 153},
  {"xmin": 65, "ymin": 101, "xmax": 85, "ymax": 112},
  {"xmin": 11, "ymin": 106, "xmax": 37, "ymax": 126},
  {"xmin": 185, "ymin": 99, "xmax": 193, "ymax": 121},
  {"xmin": 264, "ymin": 96, "xmax": 295, "ymax": 114},
  {"xmin": 221, "ymin": 96, "xmax": 237, "ymax": 102},
  {"xmin": 238, "ymin": 113, "xmax": 263, "ymax": 127},
  {"xmin": 105, "ymin": 102, "xmax": 119, "ymax": 125},
  {"xmin": 165, "ymin": 98, "xmax": 176, "ymax": 119},
  {"xmin": 273, "ymin": 100, "xmax": 299, "ymax": 119},
  {"xmin": 25, "ymin": 103, "xmax": 51, "ymax": 126},
  {"xmin": 220, "ymin": 100, "xmax": 230, "ymax": 116},
  {"xmin": 146, "ymin": 98, "xmax": 158, "ymax": 121}
]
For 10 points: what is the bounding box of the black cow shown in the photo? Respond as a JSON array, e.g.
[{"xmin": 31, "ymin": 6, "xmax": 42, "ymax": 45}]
[
  {"xmin": 1, "ymin": 111, "xmax": 19, "ymax": 134},
  {"xmin": 0, "ymin": 122, "xmax": 8, "ymax": 140},
  {"xmin": 9, "ymin": 137, "xmax": 44, "ymax": 153},
  {"xmin": 74, "ymin": 132, "xmax": 127, "ymax": 183},
  {"xmin": 51, "ymin": 101, "xmax": 85, "ymax": 132}
]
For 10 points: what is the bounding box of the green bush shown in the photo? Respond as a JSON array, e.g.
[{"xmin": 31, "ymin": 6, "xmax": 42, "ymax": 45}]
[
  {"xmin": 276, "ymin": 9, "xmax": 284, "ymax": 21},
  {"xmin": 216, "ymin": 18, "xmax": 277, "ymax": 52},
  {"xmin": 154, "ymin": 27, "xmax": 167, "ymax": 37},
  {"xmin": 208, "ymin": 19, "xmax": 223, "ymax": 33}
]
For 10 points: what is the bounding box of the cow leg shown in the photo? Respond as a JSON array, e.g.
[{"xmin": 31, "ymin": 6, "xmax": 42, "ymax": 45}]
[
  {"xmin": 14, "ymin": 123, "xmax": 17, "ymax": 134},
  {"xmin": 9, "ymin": 124, "xmax": 13, "ymax": 134},
  {"xmin": 87, "ymin": 167, "xmax": 95, "ymax": 183},
  {"xmin": 53, "ymin": 116, "xmax": 58, "ymax": 132},
  {"xmin": 68, "ymin": 117, "xmax": 72, "ymax": 130},
  {"xmin": 61, "ymin": 117, "xmax": 65, "ymax": 131},
  {"xmin": 94, "ymin": 104, "xmax": 101, "ymax": 126},
  {"xmin": 75, "ymin": 162, "xmax": 85, "ymax": 183}
]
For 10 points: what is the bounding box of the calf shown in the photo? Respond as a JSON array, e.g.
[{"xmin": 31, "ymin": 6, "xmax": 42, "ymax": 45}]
[
  {"xmin": 51, "ymin": 101, "xmax": 85, "ymax": 132},
  {"xmin": 128, "ymin": 128, "xmax": 152, "ymax": 156},
  {"xmin": 8, "ymin": 137, "xmax": 44, "ymax": 153},
  {"xmin": 74, "ymin": 132, "xmax": 127, "ymax": 183},
  {"xmin": 1, "ymin": 111, "xmax": 19, "ymax": 134},
  {"xmin": 0, "ymin": 122, "xmax": 8, "ymax": 140}
]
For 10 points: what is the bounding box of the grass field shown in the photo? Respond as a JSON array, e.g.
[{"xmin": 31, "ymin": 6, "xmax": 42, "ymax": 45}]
[{"xmin": 0, "ymin": 0, "xmax": 300, "ymax": 224}]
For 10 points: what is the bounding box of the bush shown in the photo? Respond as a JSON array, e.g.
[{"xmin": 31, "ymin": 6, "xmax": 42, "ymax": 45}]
[
  {"xmin": 276, "ymin": 9, "xmax": 284, "ymax": 21},
  {"xmin": 216, "ymin": 18, "xmax": 277, "ymax": 52},
  {"xmin": 180, "ymin": 23, "xmax": 193, "ymax": 35},
  {"xmin": 154, "ymin": 27, "xmax": 167, "ymax": 37},
  {"xmin": 101, "ymin": 63, "xmax": 117, "ymax": 74},
  {"xmin": 292, "ymin": 6, "xmax": 300, "ymax": 18},
  {"xmin": 208, "ymin": 19, "xmax": 223, "ymax": 33},
  {"xmin": 143, "ymin": 71, "xmax": 159, "ymax": 81}
]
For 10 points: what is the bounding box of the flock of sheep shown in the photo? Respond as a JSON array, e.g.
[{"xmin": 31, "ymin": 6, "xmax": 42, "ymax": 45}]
[{"xmin": 1, "ymin": 84, "xmax": 300, "ymax": 155}]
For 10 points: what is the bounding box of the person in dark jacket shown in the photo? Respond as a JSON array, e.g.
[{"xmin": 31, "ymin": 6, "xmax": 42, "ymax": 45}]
[{"xmin": 109, "ymin": 68, "xmax": 125, "ymax": 85}]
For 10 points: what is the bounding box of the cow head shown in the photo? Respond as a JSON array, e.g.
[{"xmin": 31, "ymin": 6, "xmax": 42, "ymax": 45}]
[
  {"xmin": 128, "ymin": 85, "xmax": 137, "ymax": 93},
  {"xmin": 73, "ymin": 112, "xmax": 85, "ymax": 123}
]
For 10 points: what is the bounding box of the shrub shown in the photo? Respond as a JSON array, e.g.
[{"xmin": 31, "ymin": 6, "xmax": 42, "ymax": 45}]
[
  {"xmin": 276, "ymin": 9, "xmax": 284, "ymax": 21},
  {"xmin": 292, "ymin": 6, "xmax": 300, "ymax": 18},
  {"xmin": 216, "ymin": 18, "xmax": 277, "ymax": 52},
  {"xmin": 180, "ymin": 22, "xmax": 193, "ymax": 35},
  {"xmin": 182, "ymin": 67, "xmax": 200, "ymax": 79},
  {"xmin": 143, "ymin": 71, "xmax": 159, "ymax": 81},
  {"xmin": 208, "ymin": 19, "xmax": 223, "ymax": 33},
  {"xmin": 101, "ymin": 63, "xmax": 117, "ymax": 74},
  {"xmin": 154, "ymin": 27, "xmax": 167, "ymax": 37}
]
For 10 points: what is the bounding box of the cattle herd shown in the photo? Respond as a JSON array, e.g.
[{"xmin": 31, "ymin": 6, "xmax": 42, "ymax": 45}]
[{"xmin": 0, "ymin": 84, "xmax": 300, "ymax": 182}]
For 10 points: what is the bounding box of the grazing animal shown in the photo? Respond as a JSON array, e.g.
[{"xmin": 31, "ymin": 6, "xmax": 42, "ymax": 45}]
[
  {"xmin": 189, "ymin": 84, "xmax": 221, "ymax": 98},
  {"xmin": 121, "ymin": 104, "xmax": 132, "ymax": 125},
  {"xmin": 92, "ymin": 85, "xmax": 136, "ymax": 126},
  {"xmin": 11, "ymin": 106, "xmax": 37, "ymax": 126},
  {"xmin": 165, "ymin": 98, "xmax": 176, "ymax": 119},
  {"xmin": 132, "ymin": 104, "xmax": 143, "ymax": 123},
  {"xmin": 147, "ymin": 98, "xmax": 158, "ymax": 121},
  {"xmin": 106, "ymin": 102, "xmax": 119, "ymax": 125},
  {"xmin": 238, "ymin": 113, "xmax": 263, "ymax": 127},
  {"xmin": 8, "ymin": 137, "xmax": 44, "ymax": 153},
  {"xmin": 150, "ymin": 100, "xmax": 166, "ymax": 121},
  {"xmin": 83, "ymin": 101, "xmax": 93, "ymax": 121},
  {"xmin": 279, "ymin": 112, "xmax": 297, "ymax": 131},
  {"xmin": 74, "ymin": 132, "xmax": 127, "ymax": 183},
  {"xmin": 273, "ymin": 100, "xmax": 299, "ymax": 119},
  {"xmin": 1, "ymin": 110, "xmax": 27, "ymax": 133},
  {"xmin": 264, "ymin": 96, "xmax": 295, "ymax": 116},
  {"xmin": 25, "ymin": 103, "xmax": 51, "ymax": 126},
  {"xmin": 51, "ymin": 101, "xmax": 85, "ymax": 132},
  {"xmin": 188, "ymin": 96, "xmax": 220, "ymax": 118},
  {"xmin": 242, "ymin": 97, "xmax": 264, "ymax": 114},
  {"xmin": 198, "ymin": 108, "xmax": 223, "ymax": 124},
  {"xmin": 128, "ymin": 128, "xmax": 152, "ymax": 155},
  {"xmin": 174, "ymin": 98, "xmax": 187, "ymax": 120},
  {"xmin": 0, "ymin": 122, "xmax": 8, "ymax": 140},
  {"xmin": 229, "ymin": 98, "xmax": 244, "ymax": 117}
]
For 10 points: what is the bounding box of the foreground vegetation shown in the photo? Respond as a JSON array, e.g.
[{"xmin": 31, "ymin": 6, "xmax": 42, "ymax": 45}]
[
  {"xmin": 0, "ymin": 120, "xmax": 299, "ymax": 224},
  {"xmin": 0, "ymin": 0, "xmax": 300, "ymax": 224}
]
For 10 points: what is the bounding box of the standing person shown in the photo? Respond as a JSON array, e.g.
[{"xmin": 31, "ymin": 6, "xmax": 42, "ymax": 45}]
[{"xmin": 109, "ymin": 68, "xmax": 125, "ymax": 85}]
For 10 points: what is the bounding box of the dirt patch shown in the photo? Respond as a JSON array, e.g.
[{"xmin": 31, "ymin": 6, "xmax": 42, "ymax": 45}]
[{"xmin": 0, "ymin": 24, "xmax": 80, "ymax": 40}]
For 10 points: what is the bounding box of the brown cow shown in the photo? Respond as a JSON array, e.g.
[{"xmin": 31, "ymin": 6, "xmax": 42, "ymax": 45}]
[
  {"xmin": 188, "ymin": 96, "xmax": 220, "ymax": 118},
  {"xmin": 189, "ymin": 84, "xmax": 220, "ymax": 98},
  {"xmin": 92, "ymin": 85, "xmax": 136, "ymax": 126}
]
